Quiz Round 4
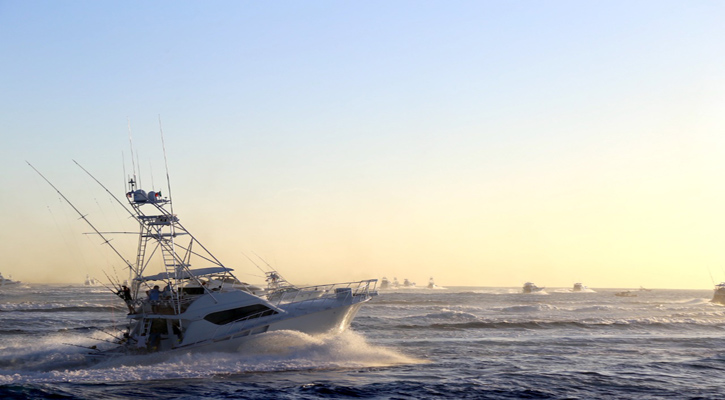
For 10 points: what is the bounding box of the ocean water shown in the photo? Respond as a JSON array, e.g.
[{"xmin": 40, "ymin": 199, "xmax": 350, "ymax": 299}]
[{"xmin": 1, "ymin": 284, "xmax": 725, "ymax": 399}]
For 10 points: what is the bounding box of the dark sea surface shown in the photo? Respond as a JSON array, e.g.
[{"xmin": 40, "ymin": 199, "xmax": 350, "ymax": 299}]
[{"xmin": 2, "ymin": 284, "xmax": 725, "ymax": 399}]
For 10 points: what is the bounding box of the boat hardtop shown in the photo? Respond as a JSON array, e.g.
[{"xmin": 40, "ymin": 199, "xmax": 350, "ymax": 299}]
[{"xmin": 135, "ymin": 267, "xmax": 234, "ymax": 282}]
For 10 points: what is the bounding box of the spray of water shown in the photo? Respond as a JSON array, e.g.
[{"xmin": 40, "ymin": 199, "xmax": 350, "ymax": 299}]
[{"xmin": 0, "ymin": 330, "xmax": 422, "ymax": 384}]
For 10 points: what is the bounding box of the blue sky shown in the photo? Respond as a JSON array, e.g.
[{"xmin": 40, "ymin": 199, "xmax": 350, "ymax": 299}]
[{"xmin": 1, "ymin": 1, "xmax": 724, "ymax": 288}]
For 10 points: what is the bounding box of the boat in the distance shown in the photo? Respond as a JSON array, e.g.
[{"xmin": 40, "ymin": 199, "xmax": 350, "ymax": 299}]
[
  {"xmin": 30, "ymin": 160, "xmax": 377, "ymax": 358},
  {"xmin": 0, "ymin": 273, "xmax": 21, "ymax": 288},
  {"xmin": 615, "ymin": 291, "xmax": 637, "ymax": 297},
  {"xmin": 402, "ymin": 278, "xmax": 416, "ymax": 288},
  {"xmin": 84, "ymin": 274, "xmax": 100, "ymax": 286},
  {"xmin": 572, "ymin": 282, "xmax": 585, "ymax": 292},
  {"xmin": 264, "ymin": 270, "xmax": 327, "ymax": 302},
  {"xmin": 711, "ymin": 283, "xmax": 725, "ymax": 305},
  {"xmin": 379, "ymin": 277, "xmax": 390, "ymax": 290},
  {"xmin": 522, "ymin": 282, "xmax": 544, "ymax": 294},
  {"xmin": 427, "ymin": 277, "xmax": 437, "ymax": 289}
]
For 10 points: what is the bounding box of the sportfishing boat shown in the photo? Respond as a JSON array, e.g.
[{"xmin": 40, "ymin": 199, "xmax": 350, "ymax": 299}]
[
  {"xmin": 572, "ymin": 282, "xmax": 585, "ymax": 292},
  {"xmin": 263, "ymin": 270, "xmax": 327, "ymax": 302},
  {"xmin": 380, "ymin": 277, "xmax": 390, "ymax": 290},
  {"xmin": 30, "ymin": 162, "xmax": 377, "ymax": 358},
  {"xmin": 403, "ymin": 278, "xmax": 416, "ymax": 288},
  {"xmin": 0, "ymin": 273, "xmax": 21, "ymax": 288},
  {"xmin": 711, "ymin": 283, "xmax": 725, "ymax": 305},
  {"xmin": 522, "ymin": 282, "xmax": 544, "ymax": 294},
  {"xmin": 84, "ymin": 274, "xmax": 100, "ymax": 286},
  {"xmin": 427, "ymin": 277, "xmax": 437, "ymax": 289}
]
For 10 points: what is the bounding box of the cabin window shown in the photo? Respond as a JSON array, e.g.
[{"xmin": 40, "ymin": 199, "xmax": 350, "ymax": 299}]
[{"xmin": 203, "ymin": 304, "xmax": 277, "ymax": 325}]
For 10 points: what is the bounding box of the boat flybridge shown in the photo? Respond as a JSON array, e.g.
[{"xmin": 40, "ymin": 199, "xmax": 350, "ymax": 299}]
[{"xmin": 92, "ymin": 179, "xmax": 377, "ymax": 357}]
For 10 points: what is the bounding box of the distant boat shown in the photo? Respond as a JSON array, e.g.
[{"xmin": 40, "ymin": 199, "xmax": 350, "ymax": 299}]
[
  {"xmin": 84, "ymin": 274, "xmax": 100, "ymax": 286},
  {"xmin": 522, "ymin": 282, "xmax": 544, "ymax": 294},
  {"xmin": 711, "ymin": 283, "xmax": 725, "ymax": 305},
  {"xmin": 615, "ymin": 291, "xmax": 637, "ymax": 297},
  {"xmin": 0, "ymin": 273, "xmax": 21, "ymax": 288},
  {"xmin": 403, "ymin": 278, "xmax": 416, "ymax": 288},
  {"xmin": 380, "ymin": 277, "xmax": 390, "ymax": 290},
  {"xmin": 572, "ymin": 282, "xmax": 586, "ymax": 292},
  {"xmin": 639, "ymin": 286, "xmax": 652, "ymax": 292},
  {"xmin": 427, "ymin": 277, "xmax": 437, "ymax": 289},
  {"xmin": 392, "ymin": 277, "xmax": 400, "ymax": 288},
  {"xmin": 264, "ymin": 270, "xmax": 325, "ymax": 302}
]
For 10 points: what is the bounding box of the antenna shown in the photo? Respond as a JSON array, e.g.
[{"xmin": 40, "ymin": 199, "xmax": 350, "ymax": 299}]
[
  {"xmin": 127, "ymin": 118, "xmax": 137, "ymax": 186},
  {"xmin": 158, "ymin": 115, "xmax": 174, "ymax": 215},
  {"xmin": 136, "ymin": 151, "xmax": 142, "ymax": 190}
]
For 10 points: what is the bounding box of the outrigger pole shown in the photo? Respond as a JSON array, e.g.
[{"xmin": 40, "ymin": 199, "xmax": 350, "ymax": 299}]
[
  {"xmin": 26, "ymin": 161, "xmax": 138, "ymax": 278},
  {"xmin": 73, "ymin": 160, "xmax": 136, "ymax": 219}
]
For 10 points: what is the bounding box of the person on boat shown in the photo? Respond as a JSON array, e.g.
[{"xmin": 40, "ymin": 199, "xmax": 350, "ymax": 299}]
[
  {"xmin": 117, "ymin": 285, "xmax": 134, "ymax": 313},
  {"xmin": 161, "ymin": 283, "xmax": 172, "ymax": 299},
  {"xmin": 149, "ymin": 285, "xmax": 161, "ymax": 313}
]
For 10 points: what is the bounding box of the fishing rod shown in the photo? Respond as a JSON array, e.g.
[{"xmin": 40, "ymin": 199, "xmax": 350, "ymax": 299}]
[
  {"xmin": 27, "ymin": 162, "xmax": 138, "ymax": 277},
  {"xmin": 73, "ymin": 159, "xmax": 136, "ymax": 219},
  {"xmin": 241, "ymin": 251, "xmax": 268, "ymax": 275},
  {"xmin": 93, "ymin": 326, "xmax": 125, "ymax": 342},
  {"xmin": 252, "ymin": 251, "xmax": 276, "ymax": 271},
  {"xmin": 100, "ymin": 269, "xmax": 122, "ymax": 293},
  {"xmin": 62, "ymin": 343, "xmax": 102, "ymax": 351}
]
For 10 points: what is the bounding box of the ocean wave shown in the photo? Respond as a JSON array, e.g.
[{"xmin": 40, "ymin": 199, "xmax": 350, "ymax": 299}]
[
  {"xmin": 420, "ymin": 310, "xmax": 479, "ymax": 320},
  {"xmin": 2, "ymin": 306, "xmax": 119, "ymax": 313},
  {"xmin": 0, "ymin": 303, "xmax": 121, "ymax": 313},
  {"xmin": 571, "ymin": 305, "xmax": 616, "ymax": 312},
  {"xmin": 393, "ymin": 318, "xmax": 725, "ymax": 331},
  {"xmin": 496, "ymin": 304, "xmax": 559, "ymax": 313}
]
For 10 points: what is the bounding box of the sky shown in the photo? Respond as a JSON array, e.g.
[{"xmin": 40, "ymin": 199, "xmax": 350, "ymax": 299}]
[{"xmin": 1, "ymin": 1, "xmax": 724, "ymax": 289}]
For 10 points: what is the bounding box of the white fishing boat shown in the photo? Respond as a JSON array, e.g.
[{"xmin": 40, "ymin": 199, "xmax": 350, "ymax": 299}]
[
  {"xmin": 0, "ymin": 273, "xmax": 21, "ymax": 288},
  {"xmin": 522, "ymin": 282, "xmax": 544, "ymax": 294},
  {"xmin": 402, "ymin": 278, "xmax": 416, "ymax": 288},
  {"xmin": 29, "ymin": 158, "xmax": 377, "ymax": 358},
  {"xmin": 572, "ymin": 282, "xmax": 585, "ymax": 292},
  {"xmin": 427, "ymin": 277, "xmax": 437, "ymax": 289},
  {"xmin": 711, "ymin": 283, "xmax": 725, "ymax": 305},
  {"xmin": 264, "ymin": 270, "xmax": 327, "ymax": 302},
  {"xmin": 379, "ymin": 277, "xmax": 390, "ymax": 290},
  {"xmin": 84, "ymin": 274, "xmax": 100, "ymax": 286}
]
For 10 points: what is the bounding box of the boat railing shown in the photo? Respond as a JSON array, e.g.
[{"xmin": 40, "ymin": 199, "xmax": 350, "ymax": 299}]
[{"xmin": 267, "ymin": 279, "xmax": 378, "ymax": 307}]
